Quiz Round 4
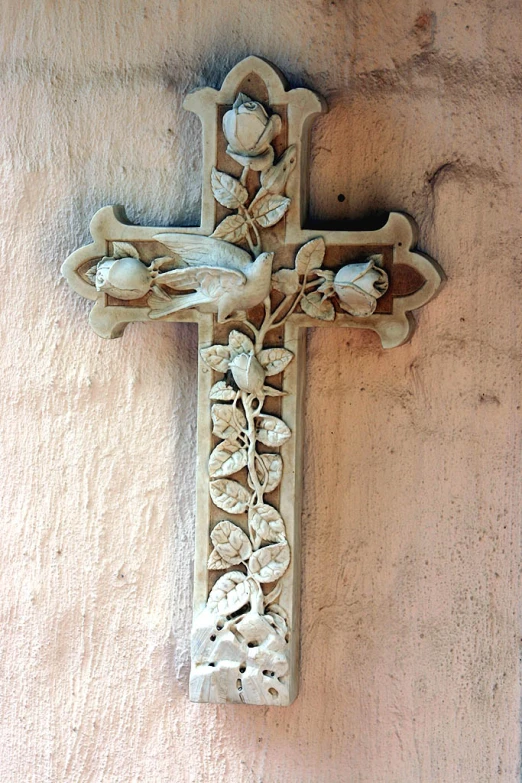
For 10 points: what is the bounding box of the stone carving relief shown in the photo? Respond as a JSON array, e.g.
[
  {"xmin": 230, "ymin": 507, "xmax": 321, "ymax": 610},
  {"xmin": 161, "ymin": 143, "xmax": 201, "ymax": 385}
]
[{"xmin": 61, "ymin": 56, "xmax": 443, "ymax": 706}]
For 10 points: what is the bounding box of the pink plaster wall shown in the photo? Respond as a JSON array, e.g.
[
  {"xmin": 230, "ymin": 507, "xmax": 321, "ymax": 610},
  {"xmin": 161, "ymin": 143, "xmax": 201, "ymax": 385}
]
[{"xmin": 0, "ymin": 1, "xmax": 521, "ymax": 781}]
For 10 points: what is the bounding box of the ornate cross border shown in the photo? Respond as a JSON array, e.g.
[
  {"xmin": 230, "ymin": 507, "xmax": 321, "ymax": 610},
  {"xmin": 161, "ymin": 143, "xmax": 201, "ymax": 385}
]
[{"xmin": 62, "ymin": 56, "xmax": 443, "ymax": 706}]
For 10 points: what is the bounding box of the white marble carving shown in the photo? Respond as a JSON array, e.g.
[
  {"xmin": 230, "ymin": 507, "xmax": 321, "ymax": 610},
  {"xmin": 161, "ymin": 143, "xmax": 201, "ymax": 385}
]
[{"xmin": 60, "ymin": 56, "xmax": 444, "ymax": 706}]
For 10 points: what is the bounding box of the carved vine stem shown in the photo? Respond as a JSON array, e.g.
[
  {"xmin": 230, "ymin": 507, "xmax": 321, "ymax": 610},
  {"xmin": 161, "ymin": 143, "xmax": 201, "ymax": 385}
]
[{"xmin": 241, "ymin": 390, "xmax": 265, "ymax": 506}]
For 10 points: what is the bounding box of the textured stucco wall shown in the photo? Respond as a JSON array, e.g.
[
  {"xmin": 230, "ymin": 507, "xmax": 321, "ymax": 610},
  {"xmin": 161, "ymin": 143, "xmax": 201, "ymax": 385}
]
[{"xmin": 1, "ymin": 1, "xmax": 521, "ymax": 781}]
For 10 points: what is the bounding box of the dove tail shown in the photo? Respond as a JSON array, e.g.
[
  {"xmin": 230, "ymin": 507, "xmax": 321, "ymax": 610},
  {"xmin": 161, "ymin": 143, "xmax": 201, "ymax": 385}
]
[{"xmin": 148, "ymin": 291, "xmax": 211, "ymax": 319}]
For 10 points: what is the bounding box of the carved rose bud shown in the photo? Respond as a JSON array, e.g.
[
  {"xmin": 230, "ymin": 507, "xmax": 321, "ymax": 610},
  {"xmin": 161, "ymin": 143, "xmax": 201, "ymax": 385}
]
[
  {"xmin": 229, "ymin": 353, "xmax": 266, "ymax": 395},
  {"xmin": 333, "ymin": 256, "xmax": 389, "ymax": 317},
  {"xmin": 95, "ymin": 256, "xmax": 152, "ymax": 300},
  {"xmin": 223, "ymin": 93, "xmax": 282, "ymax": 172}
]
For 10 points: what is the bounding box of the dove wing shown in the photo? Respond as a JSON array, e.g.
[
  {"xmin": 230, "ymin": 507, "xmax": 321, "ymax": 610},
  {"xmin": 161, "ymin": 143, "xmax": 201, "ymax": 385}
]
[
  {"xmin": 153, "ymin": 233, "xmax": 252, "ymax": 271},
  {"xmin": 156, "ymin": 266, "xmax": 246, "ymax": 295}
]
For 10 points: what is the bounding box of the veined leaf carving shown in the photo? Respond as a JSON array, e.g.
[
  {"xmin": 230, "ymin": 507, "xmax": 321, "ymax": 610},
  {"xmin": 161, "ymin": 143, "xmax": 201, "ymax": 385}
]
[
  {"xmin": 209, "ymin": 441, "xmax": 248, "ymax": 478},
  {"xmin": 211, "ymin": 214, "xmax": 248, "ymax": 243},
  {"xmin": 211, "ymin": 403, "xmax": 246, "ymax": 440},
  {"xmin": 256, "ymin": 415, "xmax": 292, "ymax": 447},
  {"xmin": 210, "ymin": 479, "xmax": 251, "ymax": 514},
  {"xmin": 112, "ymin": 241, "xmax": 140, "ymax": 260},
  {"xmin": 248, "ymin": 504, "xmax": 286, "ymax": 549},
  {"xmin": 257, "ymin": 347, "xmax": 294, "ymax": 376},
  {"xmin": 295, "ymin": 237, "xmax": 325, "ymax": 276},
  {"xmin": 207, "ymin": 548, "xmax": 231, "ymax": 570},
  {"xmin": 300, "ymin": 292, "xmax": 336, "ymax": 321},
  {"xmin": 249, "ymin": 543, "xmax": 291, "ymax": 583},
  {"xmin": 250, "ymin": 192, "xmax": 290, "ymax": 228},
  {"xmin": 209, "ymin": 380, "xmax": 237, "ymax": 401},
  {"xmin": 255, "ymin": 453, "xmax": 283, "ymax": 493},
  {"xmin": 210, "ymin": 520, "xmax": 252, "ymax": 564},
  {"xmin": 228, "ymin": 329, "xmax": 255, "ymax": 355},
  {"xmin": 207, "ymin": 571, "xmax": 251, "ymax": 615},
  {"xmin": 200, "ymin": 345, "xmax": 232, "ymax": 373},
  {"xmin": 211, "ymin": 168, "xmax": 248, "ymax": 209},
  {"xmin": 272, "ymin": 268, "xmax": 299, "ymax": 294}
]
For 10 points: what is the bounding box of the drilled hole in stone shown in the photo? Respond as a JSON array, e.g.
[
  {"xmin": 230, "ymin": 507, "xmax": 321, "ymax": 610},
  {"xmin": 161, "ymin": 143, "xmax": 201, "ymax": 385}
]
[
  {"xmin": 229, "ymin": 602, "xmax": 250, "ymax": 620},
  {"xmin": 263, "ymin": 670, "xmax": 275, "ymax": 677},
  {"xmin": 208, "ymin": 662, "xmax": 215, "ymax": 667},
  {"xmin": 239, "ymin": 665, "xmax": 246, "ymax": 674},
  {"xmin": 398, "ymin": 242, "xmax": 402, "ymax": 246},
  {"xmin": 210, "ymin": 634, "xmax": 216, "ymax": 642},
  {"xmin": 216, "ymin": 622, "xmax": 224, "ymax": 631},
  {"xmin": 247, "ymin": 641, "xmax": 258, "ymax": 648},
  {"xmin": 285, "ymin": 634, "xmax": 290, "ymax": 644},
  {"xmin": 337, "ymin": 193, "xmax": 345, "ymax": 202},
  {"xmin": 236, "ymin": 679, "xmax": 242, "ymax": 691},
  {"xmin": 268, "ymin": 687, "xmax": 278, "ymax": 697}
]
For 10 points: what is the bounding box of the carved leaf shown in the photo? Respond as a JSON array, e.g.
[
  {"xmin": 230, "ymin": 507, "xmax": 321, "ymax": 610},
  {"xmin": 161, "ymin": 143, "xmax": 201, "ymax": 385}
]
[
  {"xmin": 248, "ymin": 504, "xmax": 286, "ymax": 549},
  {"xmin": 316, "ymin": 269, "xmax": 335, "ymax": 282},
  {"xmin": 207, "ymin": 548, "xmax": 230, "ymax": 570},
  {"xmin": 256, "ymin": 415, "xmax": 292, "ymax": 447},
  {"xmin": 262, "ymin": 385, "xmax": 287, "ymax": 397},
  {"xmin": 211, "ymin": 403, "xmax": 246, "ymax": 440},
  {"xmin": 210, "ymin": 479, "xmax": 251, "ymax": 514},
  {"xmin": 85, "ymin": 265, "xmax": 97, "ymax": 284},
  {"xmin": 295, "ymin": 237, "xmax": 326, "ymax": 277},
  {"xmin": 228, "ymin": 329, "xmax": 254, "ymax": 356},
  {"xmin": 267, "ymin": 612, "xmax": 287, "ymax": 637},
  {"xmin": 249, "ymin": 542, "xmax": 290, "ymax": 583},
  {"xmin": 207, "ymin": 571, "xmax": 250, "ymax": 615},
  {"xmin": 211, "ymin": 520, "xmax": 252, "ymax": 564},
  {"xmin": 250, "ymin": 192, "xmax": 291, "ymax": 228},
  {"xmin": 271, "ymin": 268, "xmax": 299, "ymax": 295},
  {"xmin": 257, "ymin": 347, "xmax": 294, "ymax": 376},
  {"xmin": 200, "ymin": 345, "xmax": 232, "ymax": 373},
  {"xmin": 256, "ymin": 453, "xmax": 283, "ymax": 493},
  {"xmin": 266, "ymin": 603, "xmax": 289, "ymax": 636},
  {"xmin": 209, "ymin": 441, "xmax": 248, "ymax": 478},
  {"xmin": 211, "ymin": 214, "xmax": 248, "ymax": 243},
  {"xmin": 112, "ymin": 241, "xmax": 140, "ymax": 260},
  {"xmin": 300, "ymin": 292, "xmax": 336, "ymax": 321},
  {"xmin": 263, "ymin": 582, "xmax": 282, "ymax": 607},
  {"xmin": 211, "ymin": 168, "xmax": 248, "ymax": 209},
  {"xmin": 209, "ymin": 380, "xmax": 237, "ymax": 401}
]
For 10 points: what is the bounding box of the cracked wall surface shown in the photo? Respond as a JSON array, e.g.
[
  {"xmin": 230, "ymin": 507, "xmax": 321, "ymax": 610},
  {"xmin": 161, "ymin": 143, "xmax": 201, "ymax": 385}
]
[{"xmin": 0, "ymin": 1, "xmax": 521, "ymax": 781}]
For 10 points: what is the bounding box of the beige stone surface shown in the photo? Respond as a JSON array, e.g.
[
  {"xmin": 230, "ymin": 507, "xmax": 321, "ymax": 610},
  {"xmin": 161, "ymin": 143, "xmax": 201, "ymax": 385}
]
[{"xmin": 0, "ymin": 0, "xmax": 520, "ymax": 780}]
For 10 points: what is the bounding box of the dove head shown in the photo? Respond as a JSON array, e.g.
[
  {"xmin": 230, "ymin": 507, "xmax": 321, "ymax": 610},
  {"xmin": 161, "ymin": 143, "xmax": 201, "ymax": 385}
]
[{"xmin": 253, "ymin": 251, "xmax": 275, "ymax": 270}]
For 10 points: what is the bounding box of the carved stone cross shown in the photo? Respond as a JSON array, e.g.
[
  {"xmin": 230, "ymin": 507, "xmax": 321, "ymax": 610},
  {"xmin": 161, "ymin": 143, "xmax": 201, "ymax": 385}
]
[{"xmin": 62, "ymin": 56, "xmax": 443, "ymax": 706}]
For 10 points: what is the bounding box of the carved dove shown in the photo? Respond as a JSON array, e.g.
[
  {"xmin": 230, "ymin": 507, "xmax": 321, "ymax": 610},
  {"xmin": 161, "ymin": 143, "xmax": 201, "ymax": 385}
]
[
  {"xmin": 153, "ymin": 233, "xmax": 255, "ymax": 272},
  {"xmin": 149, "ymin": 236, "xmax": 274, "ymax": 322}
]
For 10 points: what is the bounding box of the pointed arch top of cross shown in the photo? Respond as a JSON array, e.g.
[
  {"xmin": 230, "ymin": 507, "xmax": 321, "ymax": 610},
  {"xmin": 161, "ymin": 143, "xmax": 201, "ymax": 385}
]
[
  {"xmin": 183, "ymin": 55, "xmax": 325, "ymax": 235},
  {"xmin": 61, "ymin": 56, "xmax": 444, "ymax": 706}
]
